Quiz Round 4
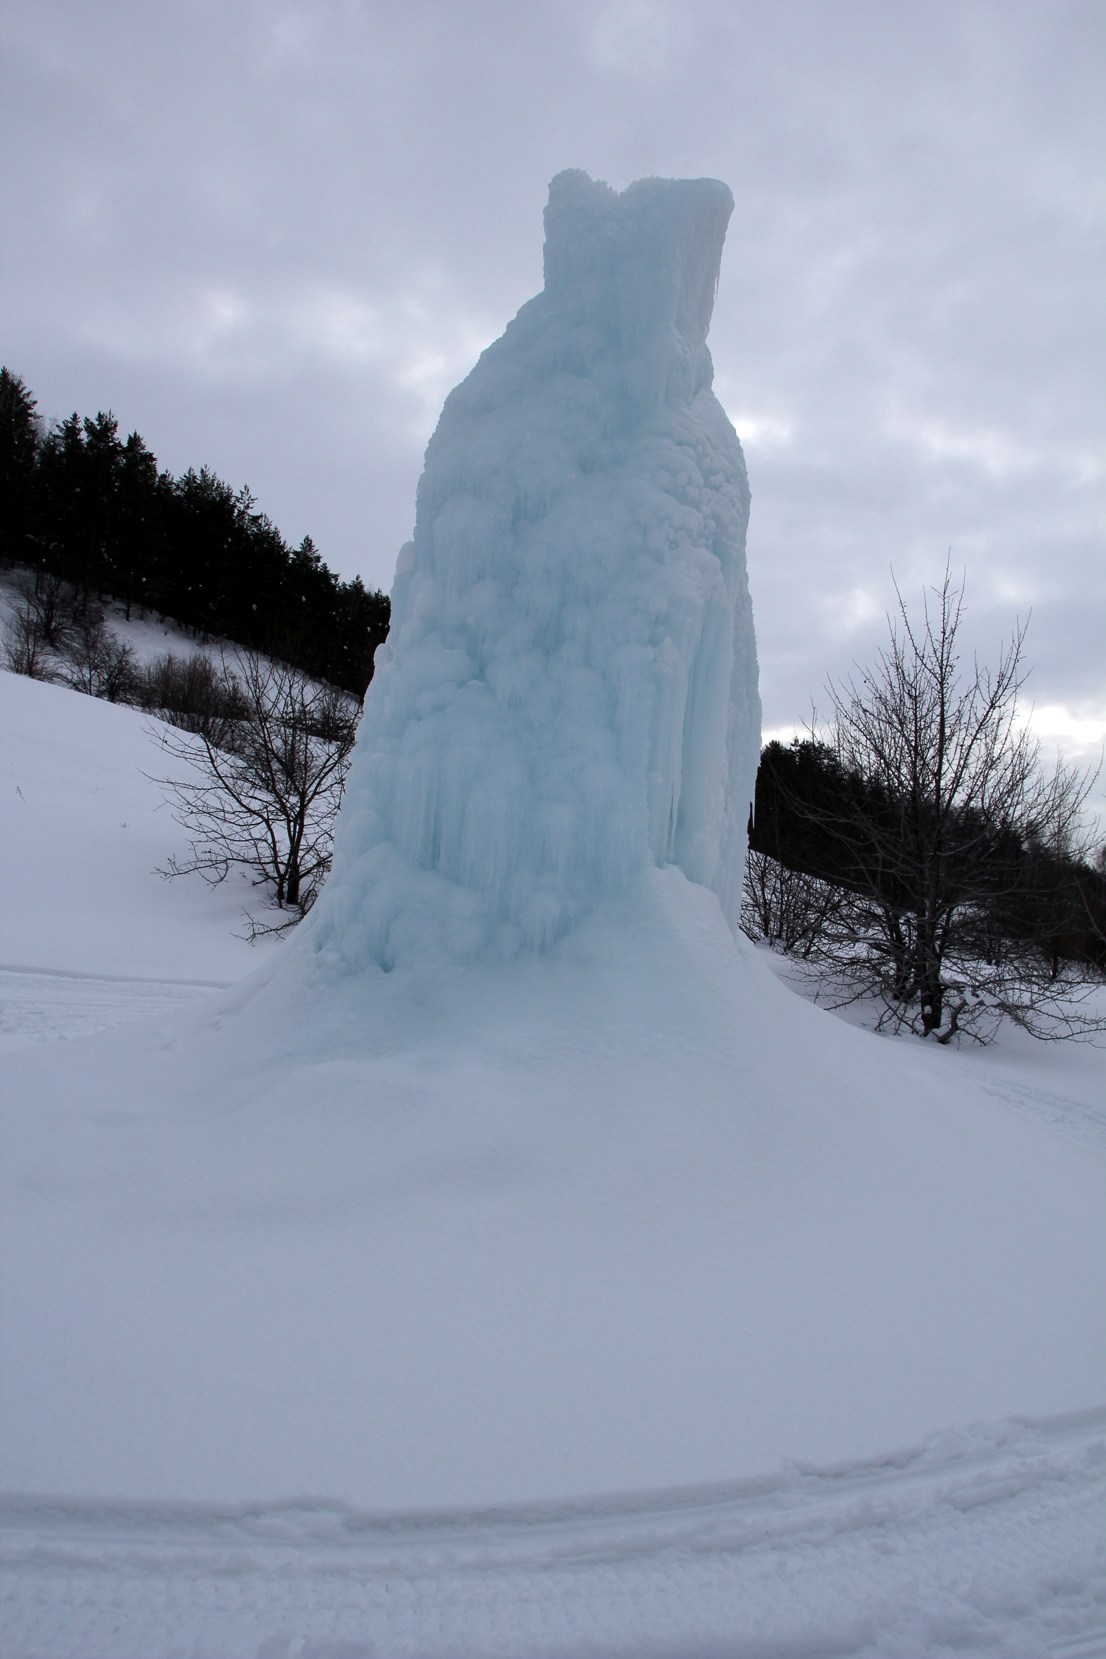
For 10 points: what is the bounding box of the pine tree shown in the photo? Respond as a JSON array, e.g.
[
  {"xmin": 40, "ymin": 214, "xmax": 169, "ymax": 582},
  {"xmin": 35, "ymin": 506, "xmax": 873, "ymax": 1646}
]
[
  {"xmin": 80, "ymin": 411, "xmax": 124, "ymax": 602},
  {"xmin": 117, "ymin": 431, "xmax": 162, "ymax": 619},
  {"xmin": 0, "ymin": 368, "xmax": 42, "ymax": 566}
]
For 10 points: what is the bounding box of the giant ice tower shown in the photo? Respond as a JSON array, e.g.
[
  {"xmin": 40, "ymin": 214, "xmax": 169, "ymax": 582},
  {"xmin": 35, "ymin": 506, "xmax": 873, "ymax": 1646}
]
[{"xmin": 314, "ymin": 170, "xmax": 759, "ymax": 970}]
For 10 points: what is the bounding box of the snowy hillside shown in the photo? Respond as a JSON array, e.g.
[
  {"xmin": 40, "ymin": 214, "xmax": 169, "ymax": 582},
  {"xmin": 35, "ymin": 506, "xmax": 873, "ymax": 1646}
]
[
  {"xmin": 1, "ymin": 666, "xmax": 1105, "ymax": 1658},
  {"xmin": 0, "ymin": 667, "xmax": 281, "ymax": 1054}
]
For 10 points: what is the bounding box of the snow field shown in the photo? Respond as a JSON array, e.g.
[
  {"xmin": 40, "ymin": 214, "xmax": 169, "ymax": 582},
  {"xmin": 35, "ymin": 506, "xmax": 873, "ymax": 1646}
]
[
  {"xmin": 0, "ymin": 664, "xmax": 282, "ymax": 987},
  {"xmin": 3, "ymin": 856, "xmax": 1104, "ymax": 1506},
  {"xmin": 3, "ymin": 1411, "xmax": 1104, "ymax": 1657},
  {"xmin": 2, "ymin": 673, "xmax": 1105, "ymax": 1657}
]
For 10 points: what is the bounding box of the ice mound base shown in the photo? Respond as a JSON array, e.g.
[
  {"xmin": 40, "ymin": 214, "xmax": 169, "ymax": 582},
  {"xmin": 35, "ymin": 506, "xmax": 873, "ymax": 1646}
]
[
  {"xmin": 3, "ymin": 872, "xmax": 1104, "ymax": 1513},
  {"xmin": 1, "ymin": 175, "xmax": 1103, "ymax": 1530},
  {"xmin": 311, "ymin": 169, "xmax": 759, "ymax": 970}
]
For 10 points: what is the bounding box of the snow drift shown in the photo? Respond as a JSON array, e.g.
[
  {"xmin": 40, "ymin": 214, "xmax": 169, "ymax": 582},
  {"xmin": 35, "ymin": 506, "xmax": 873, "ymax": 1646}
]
[{"xmin": 310, "ymin": 170, "xmax": 759, "ymax": 970}]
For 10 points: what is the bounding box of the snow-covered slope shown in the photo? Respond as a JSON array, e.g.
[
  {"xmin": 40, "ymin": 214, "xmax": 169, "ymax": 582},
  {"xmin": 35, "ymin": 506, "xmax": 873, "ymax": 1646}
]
[
  {"xmin": 4, "ymin": 857, "xmax": 1103, "ymax": 1500},
  {"xmin": 1, "ymin": 674, "xmax": 1105, "ymax": 1657},
  {"xmin": 0, "ymin": 669, "xmax": 280, "ymax": 1000}
]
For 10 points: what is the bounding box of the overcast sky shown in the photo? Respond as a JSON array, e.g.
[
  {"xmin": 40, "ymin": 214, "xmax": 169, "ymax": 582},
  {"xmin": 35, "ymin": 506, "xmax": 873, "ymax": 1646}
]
[{"xmin": 3, "ymin": 0, "xmax": 1104, "ymax": 795}]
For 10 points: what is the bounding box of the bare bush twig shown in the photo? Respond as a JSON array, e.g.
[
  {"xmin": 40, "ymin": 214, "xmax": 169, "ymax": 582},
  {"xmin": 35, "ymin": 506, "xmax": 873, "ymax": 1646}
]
[{"xmin": 148, "ymin": 649, "xmax": 358, "ymax": 932}]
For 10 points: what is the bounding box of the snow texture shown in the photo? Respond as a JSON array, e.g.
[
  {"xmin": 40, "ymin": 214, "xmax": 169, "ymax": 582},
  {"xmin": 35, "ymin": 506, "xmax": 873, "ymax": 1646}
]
[
  {"xmin": 0, "ymin": 668, "xmax": 280, "ymax": 985},
  {"xmin": 312, "ymin": 171, "xmax": 758, "ymax": 969},
  {"xmin": 2, "ymin": 672, "xmax": 1106, "ymax": 1658},
  {"xmin": 4, "ymin": 1409, "xmax": 1106, "ymax": 1659}
]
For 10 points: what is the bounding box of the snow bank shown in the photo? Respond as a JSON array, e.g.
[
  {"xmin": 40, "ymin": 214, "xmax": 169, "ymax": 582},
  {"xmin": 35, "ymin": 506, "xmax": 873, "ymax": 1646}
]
[{"xmin": 312, "ymin": 171, "xmax": 758, "ymax": 970}]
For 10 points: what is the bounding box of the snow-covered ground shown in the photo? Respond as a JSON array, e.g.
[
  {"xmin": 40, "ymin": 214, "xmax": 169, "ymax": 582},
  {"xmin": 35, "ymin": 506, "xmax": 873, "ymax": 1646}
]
[
  {"xmin": 1, "ymin": 667, "xmax": 1104, "ymax": 1656},
  {"xmin": 4, "ymin": 1408, "xmax": 1105, "ymax": 1659},
  {"xmin": 0, "ymin": 666, "xmax": 280, "ymax": 988}
]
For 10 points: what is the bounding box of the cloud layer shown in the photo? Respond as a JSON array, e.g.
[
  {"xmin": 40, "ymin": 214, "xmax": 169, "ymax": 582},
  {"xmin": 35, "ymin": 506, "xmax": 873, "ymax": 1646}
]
[{"xmin": 3, "ymin": 0, "xmax": 1103, "ymax": 798}]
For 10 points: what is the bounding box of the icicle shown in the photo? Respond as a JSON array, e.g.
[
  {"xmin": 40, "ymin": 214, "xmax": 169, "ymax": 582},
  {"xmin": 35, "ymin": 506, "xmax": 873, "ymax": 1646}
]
[{"xmin": 313, "ymin": 172, "xmax": 760, "ymax": 970}]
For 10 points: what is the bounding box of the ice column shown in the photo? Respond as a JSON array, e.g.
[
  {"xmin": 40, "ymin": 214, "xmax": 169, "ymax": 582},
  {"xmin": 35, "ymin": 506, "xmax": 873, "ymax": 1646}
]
[{"xmin": 314, "ymin": 171, "xmax": 760, "ymax": 969}]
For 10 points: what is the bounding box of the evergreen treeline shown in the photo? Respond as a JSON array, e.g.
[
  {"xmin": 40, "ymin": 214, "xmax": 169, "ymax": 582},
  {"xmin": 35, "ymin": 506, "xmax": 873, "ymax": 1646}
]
[{"xmin": 0, "ymin": 368, "xmax": 389, "ymax": 696}]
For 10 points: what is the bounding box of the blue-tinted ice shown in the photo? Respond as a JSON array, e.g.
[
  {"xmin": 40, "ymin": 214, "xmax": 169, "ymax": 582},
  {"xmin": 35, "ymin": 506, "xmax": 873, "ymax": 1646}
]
[{"xmin": 317, "ymin": 171, "xmax": 759, "ymax": 968}]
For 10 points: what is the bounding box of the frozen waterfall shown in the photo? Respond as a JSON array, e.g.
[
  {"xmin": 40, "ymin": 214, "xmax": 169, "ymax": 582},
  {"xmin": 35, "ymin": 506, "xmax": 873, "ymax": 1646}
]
[{"xmin": 314, "ymin": 170, "xmax": 759, "ymax": 970}]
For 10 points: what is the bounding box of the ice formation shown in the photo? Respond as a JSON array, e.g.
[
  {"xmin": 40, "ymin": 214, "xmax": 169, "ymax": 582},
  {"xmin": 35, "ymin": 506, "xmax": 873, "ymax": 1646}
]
[{"xmin": 315, "ymin": 170, "xmax": 759, "ymax": 969}]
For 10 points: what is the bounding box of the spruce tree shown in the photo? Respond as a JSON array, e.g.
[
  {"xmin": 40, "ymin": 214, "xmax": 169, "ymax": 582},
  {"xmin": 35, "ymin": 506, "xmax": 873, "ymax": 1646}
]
[{"xmin": 0, "ymin": 368, "xmax": 41, "ymax": 566}]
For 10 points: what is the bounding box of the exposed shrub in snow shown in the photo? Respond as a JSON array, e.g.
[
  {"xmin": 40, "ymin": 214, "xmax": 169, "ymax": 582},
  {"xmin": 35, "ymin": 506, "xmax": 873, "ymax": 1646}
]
[
  {"xmin": 58, "ymin": 605, "xmax": 140, "ymax": 703},
  {"xmin": 149, "ymin": 650, "xmax": 358, "ymax": 933},
  {"xmin": 741, "ymin": 848, "xmax": 846, "ymax": 960},
  {"xmin": 1, "ymin": 569, "xmax": 80, "ymax": 679},
  {"xmin": 2, "ymin": 604, "xmax": 57, "ymax": 680},
  {"xmin": 136, "ymin": 648, "xmax": 251, "ymax": 741}
]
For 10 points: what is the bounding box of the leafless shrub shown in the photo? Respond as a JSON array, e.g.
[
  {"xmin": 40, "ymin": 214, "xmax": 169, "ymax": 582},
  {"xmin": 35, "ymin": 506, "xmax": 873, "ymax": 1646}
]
[
  {"xmin": 148, "ymin": 650, "xmax": 358, "ymax": 933},
  {"xmin": 2, "ymin": 569, "xmax": 81, "ymax": 680},
  {"xmin": 136, "ymin": 650, "xmax": 250, "ymax": 744},
  {"xmin": 58, "ymin": 606, "xmax": 140, "ymax": 702},
  {"xmin": 741, "ymin": 850, "xmax": 845, "ymax": 958},
  {"xmin": 3, "ymin": 604, "xmax": 57, "ymax": 679},
  {"xmin": 13, "ymin": 569, "xmax": 80, "ymax": 648}
]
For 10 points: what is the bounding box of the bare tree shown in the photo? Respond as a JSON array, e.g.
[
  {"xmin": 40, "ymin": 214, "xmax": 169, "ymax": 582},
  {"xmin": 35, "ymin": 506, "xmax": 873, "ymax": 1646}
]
[
  {"xmin": 3, "ymin": 604, "xmax": 56, "ymax": 679},
  {"xmin": 149, "ymin": 651, "xmax": 358, "ymax": 934},
  {"xmin": 759, "ymin": 570, "xmax": 1102, "ymax": 1043},
  {"xmin": 14, "ymin": 569, "xmax": 81, "ymax": 648},
  {"xmin": 741, "ymin": 848, "xmax": 846, "ymax": 959},
  {"xmin": 2, "ymin": 570, "xmax": 79, "ymax": 679},
  {"xmin": 58, "ymin": 606, "xmax": 139, "ymax": 702},
  {"xmin": 138, "ymin": 649, "xmax": 249, "ymax": 744}
]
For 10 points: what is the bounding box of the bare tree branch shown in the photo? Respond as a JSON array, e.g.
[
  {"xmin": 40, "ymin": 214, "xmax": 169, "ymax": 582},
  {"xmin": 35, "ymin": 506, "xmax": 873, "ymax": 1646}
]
[
  {"xmin": 746, "ymin": 568, "xmax": 1104, "ymax": 1043},
  {"xmin": 147, "ymin": 649, "xmax": 358, "ymax": 935}
]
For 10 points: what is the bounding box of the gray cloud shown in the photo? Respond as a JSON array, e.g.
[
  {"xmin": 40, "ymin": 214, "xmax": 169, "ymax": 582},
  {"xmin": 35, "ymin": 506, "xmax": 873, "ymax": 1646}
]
[{"xmin": 3, "ymin": 0, "xmax": 1102, "ymax": 791}]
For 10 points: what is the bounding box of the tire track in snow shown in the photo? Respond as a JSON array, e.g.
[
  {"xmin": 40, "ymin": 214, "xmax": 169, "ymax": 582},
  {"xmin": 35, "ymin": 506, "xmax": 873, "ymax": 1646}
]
[
  {"xmin": 2, "ymin": 1409, "xmax": 1104, "ymax": 1658},
  {"xmin": 0, "ymin": 965, "xmax": 226, "ymax": 1052},
  {"xmin": 976, "ymin": 1074, "xmax": 1106, "ymax": 1153}
]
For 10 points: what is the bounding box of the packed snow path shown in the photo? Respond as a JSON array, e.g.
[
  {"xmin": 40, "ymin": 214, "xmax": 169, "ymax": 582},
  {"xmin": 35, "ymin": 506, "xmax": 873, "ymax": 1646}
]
[
  {"xmin": 3, "ymin": 1410, "xmax": 1104, "ymax": 1658},
  {"xmin": 0, "ymin": 965, "xmax": 223, "ymax": 1052}
]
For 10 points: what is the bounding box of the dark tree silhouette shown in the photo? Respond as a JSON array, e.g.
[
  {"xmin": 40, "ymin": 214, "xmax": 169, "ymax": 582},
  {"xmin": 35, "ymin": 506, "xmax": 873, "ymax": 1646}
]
[
  {"xmin": 0, "ymin": 368, "xmax": 40, "ymax": 566},
  {"xmin": 1, "ymin": 369, "xmax": 391, "ymax": 699}
]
